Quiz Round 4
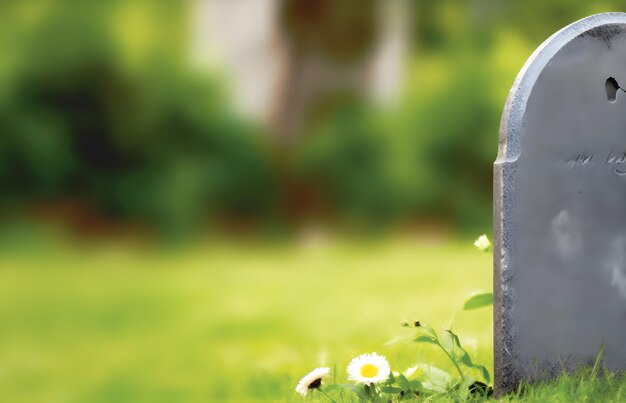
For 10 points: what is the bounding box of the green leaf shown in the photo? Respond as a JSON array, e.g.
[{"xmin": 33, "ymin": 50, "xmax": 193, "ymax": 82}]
[
  {"xmin": 397, "ymin": 374, "xmax": 413, "ymax": 392},
  {"xmin": 459, "ymin": 351, "xmax": 473, "ymax": 366},
  {"xmin": 418, "ymin": 323, "xmax": 438, "ymax": 338},
  {"xmin": 385, "ymin": 370, "xmax": 396, "ymax": 385},
  {"xmin": 407, "ymin": 364, "xmax": 452, "ymax": 393},
  {"xmin": 413, "ymin": 335, "xmax": 437, "ymax": 344},
  {"xmin": 409, "ymin": 379, "xmax": 423, "ymax": 390},
  {"xmin": 380, "ymin": 386, "xmax": 401, "ymax": 394},
  {"xmin": 479, "ymin": 365, "xmax": 491, "ymax": 383},
  {"xmin": 446, "ymin": 329, "xmax": 492, "ymax": 383},
  {"xmin": 463, "ymin": 293, "xmax": 493, "ymax": 310}
]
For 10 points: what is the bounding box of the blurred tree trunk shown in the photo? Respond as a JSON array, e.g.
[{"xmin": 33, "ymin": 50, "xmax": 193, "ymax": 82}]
[
  {"xmin": 269, "ymin": 0, "xmax": 382, "ymax": 226},
  {"xmin": 271, "ymin": 0, "xmax": 380, "ymax": 143}
]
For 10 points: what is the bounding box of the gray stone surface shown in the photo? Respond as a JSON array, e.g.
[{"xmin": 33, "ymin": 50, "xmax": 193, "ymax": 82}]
[{"xmin": 495, "ymin": 12, "xmax": 626, "ymax": 394}]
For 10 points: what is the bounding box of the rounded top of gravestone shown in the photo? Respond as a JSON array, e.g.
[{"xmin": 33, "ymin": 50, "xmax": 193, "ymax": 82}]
[
  {"xmin": 494, "ymin": 12, "xmax": 626, "ymax": 394},
  {"xmin": 498, "ymin": 12, "xmax": 626, "ymax": 164}
]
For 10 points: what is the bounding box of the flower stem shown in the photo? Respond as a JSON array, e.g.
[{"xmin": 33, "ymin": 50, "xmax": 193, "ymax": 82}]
[{"xmin": 436, "ymin": 342, "xmax": 465, "ymax": 381}]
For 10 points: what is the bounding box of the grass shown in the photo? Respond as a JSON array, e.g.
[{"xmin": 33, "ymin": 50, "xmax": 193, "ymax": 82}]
[
  {"xmin": 0, "ymin": 235, "xmax": 622, "ymax": 402},
  {"xmin": 506, "ymin": 369, "xmax": 626, "ymax": 403}
]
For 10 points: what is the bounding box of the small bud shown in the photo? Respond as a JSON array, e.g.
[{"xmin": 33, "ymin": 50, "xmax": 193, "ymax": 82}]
[{"xmin": 473, "ymin": 234, "xmax": 491, "ymax": 252}]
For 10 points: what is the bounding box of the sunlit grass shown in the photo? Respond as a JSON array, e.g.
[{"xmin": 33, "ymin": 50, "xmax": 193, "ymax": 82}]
[{"xmin": 0, "ymin": 237, "xmax": 493, "ymax": 402}]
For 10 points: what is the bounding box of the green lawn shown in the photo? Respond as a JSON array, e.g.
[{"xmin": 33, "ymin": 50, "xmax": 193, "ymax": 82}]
[{"xmin": 0, "ymin": 237, "xmax": 493, "ymax": 402}]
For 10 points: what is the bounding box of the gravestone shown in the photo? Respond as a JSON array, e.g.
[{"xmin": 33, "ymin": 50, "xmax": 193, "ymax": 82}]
[{"xmin": 495, "ymin": 12, "xmax": 626, "ymax": 394}]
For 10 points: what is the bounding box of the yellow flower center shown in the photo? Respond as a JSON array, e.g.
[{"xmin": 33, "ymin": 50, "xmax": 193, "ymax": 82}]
[{"xmin": 360, "ymin": 363, "xmax": 379, "ymax": 378}]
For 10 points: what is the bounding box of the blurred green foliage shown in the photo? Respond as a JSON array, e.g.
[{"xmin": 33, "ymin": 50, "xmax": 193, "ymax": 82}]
[
  {"xmin": 0, "ymin": 1, "xmax": 276, "ymax": 237},
  {"xmin": 296, "ymin": 1, "xmax": 626, "ymax": 233},
  {"xmin": 1, "ymin": 1, "xmax": 625, "ymax": 236},
  {"xmin": 296, "ymin": 99, "xmax": 399, "ymax": 227}
]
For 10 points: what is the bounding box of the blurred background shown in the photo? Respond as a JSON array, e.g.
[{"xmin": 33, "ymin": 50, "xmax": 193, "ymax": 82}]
[{"xmin": 0, "ymin": 1, "xmax": 623, "ymax": 402}]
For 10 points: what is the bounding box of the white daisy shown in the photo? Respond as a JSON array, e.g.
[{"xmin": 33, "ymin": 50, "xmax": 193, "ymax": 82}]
[
  {"xmin": 347, "ymin": 352, "xmax": 391, "ymax": 385},
  {"xmin": 473, "ymin": 234, "xmax": 491, "ymax": 252},
  {"xmin": 295, "ymin": 367, "xmax": 330, "ymax": 396}
]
